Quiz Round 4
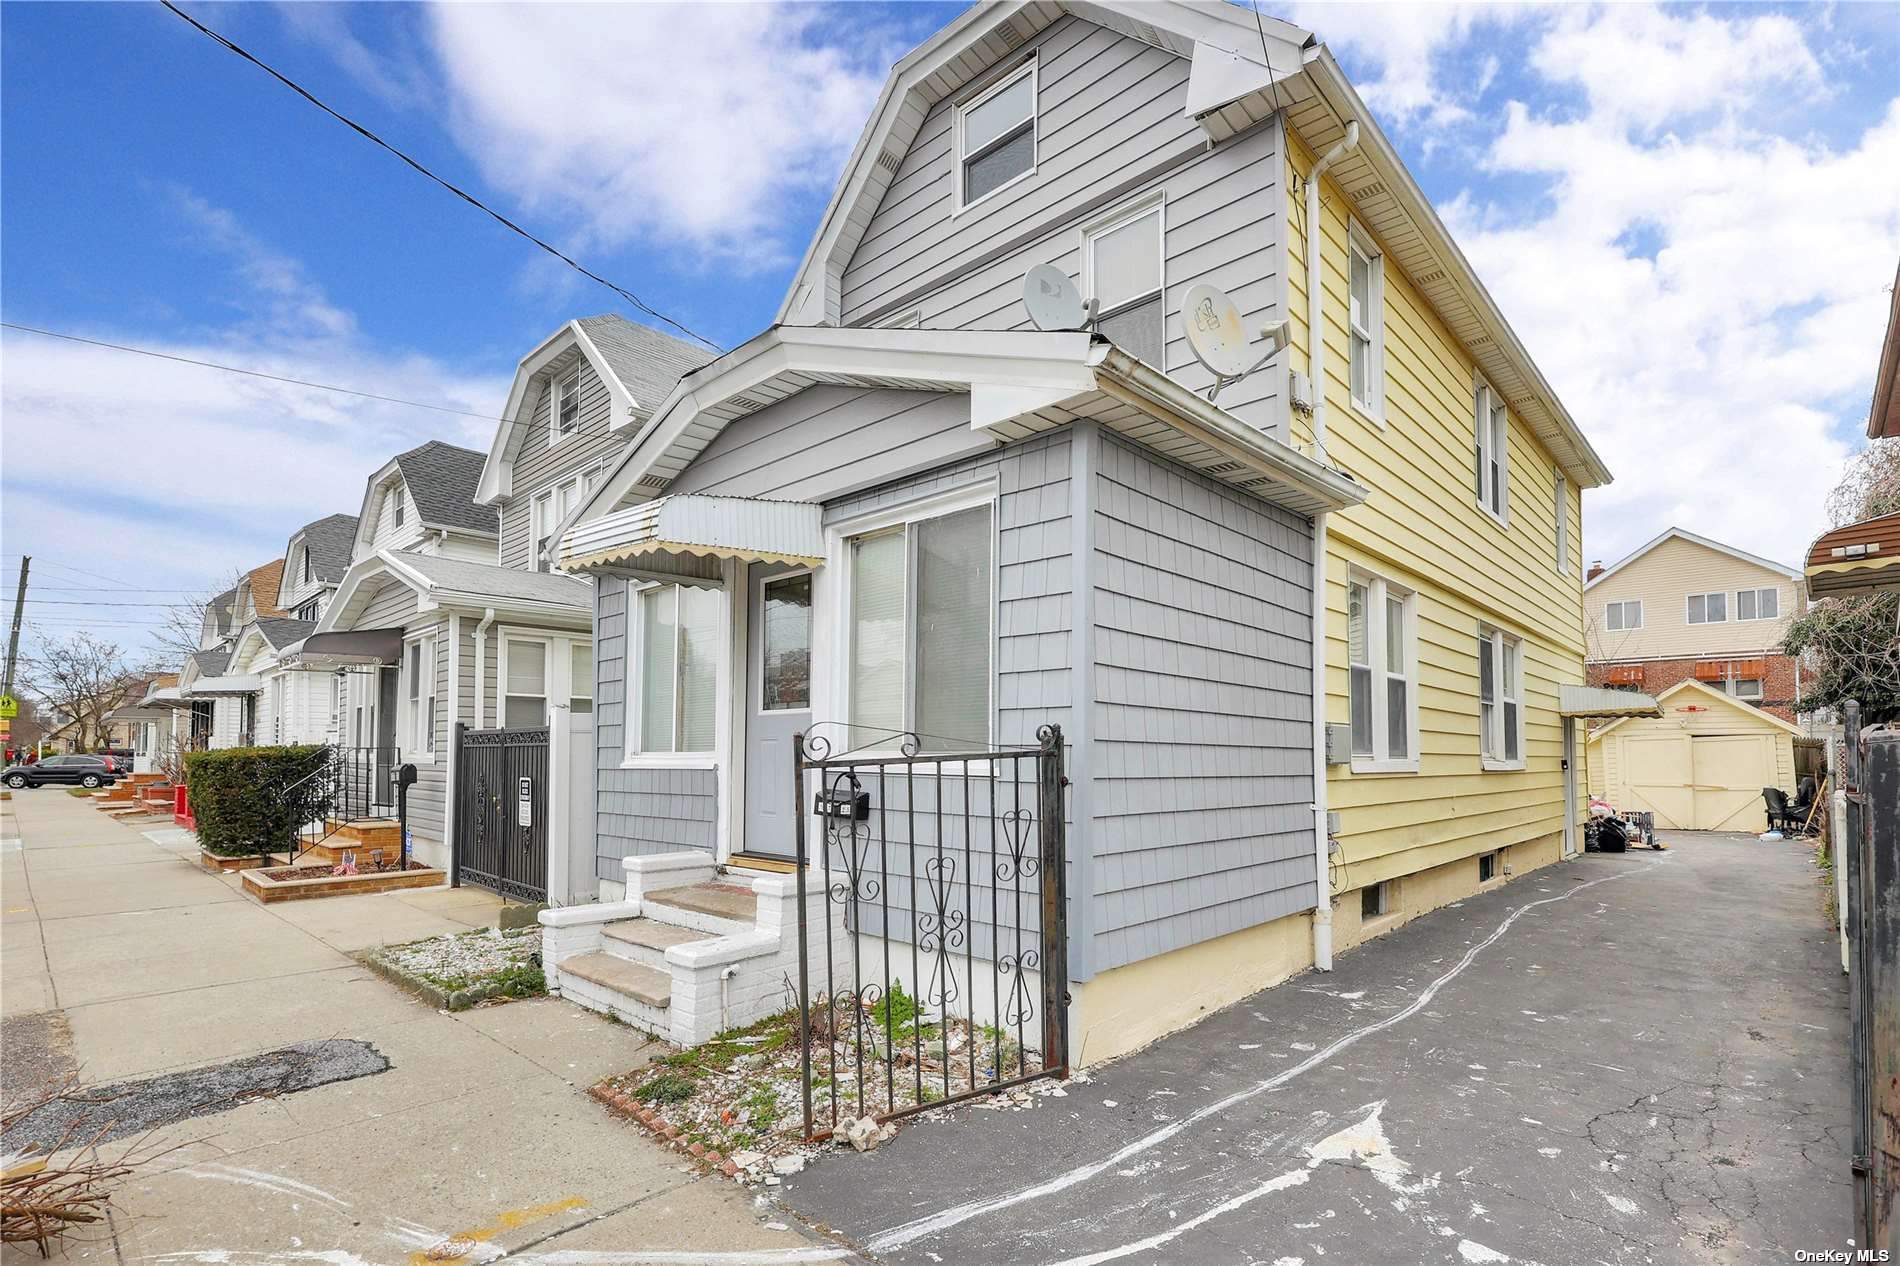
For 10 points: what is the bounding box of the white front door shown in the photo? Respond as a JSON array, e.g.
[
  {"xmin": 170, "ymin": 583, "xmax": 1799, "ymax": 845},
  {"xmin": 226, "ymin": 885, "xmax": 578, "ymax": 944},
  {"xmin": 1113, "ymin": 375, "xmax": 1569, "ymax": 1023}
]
[{"xmin": 742, "ymin": 564, "xmax": 813, "ymax": 859}]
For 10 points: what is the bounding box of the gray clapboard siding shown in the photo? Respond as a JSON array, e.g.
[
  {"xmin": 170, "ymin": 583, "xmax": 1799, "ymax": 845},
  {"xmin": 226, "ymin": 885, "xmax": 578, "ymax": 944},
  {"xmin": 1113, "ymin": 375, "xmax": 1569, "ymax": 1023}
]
[
  {"xmin": 406, "ymin": 613, "xmax": 449, "ymax": 850},
  {"xmin": 839, "ymin": 16, "xmax": 1286, "ymax": 442},
  {"xmin": 498, "ymin": 355, "xmax": 625, "ymax": 570},
  {"xmin": 1088, "ymin": 434, "xmax": 1315, "ymax": 973},
  {"xmin": 593, "ymin": 574, "xmax": 719, "ymax": 876},
  {"xmin": 667, "ymin": 386, "xmax": 991, "ymax": 504}
]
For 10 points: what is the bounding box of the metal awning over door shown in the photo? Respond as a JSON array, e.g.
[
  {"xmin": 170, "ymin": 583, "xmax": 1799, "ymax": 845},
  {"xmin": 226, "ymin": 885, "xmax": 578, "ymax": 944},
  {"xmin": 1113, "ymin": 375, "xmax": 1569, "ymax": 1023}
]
[{"xmin": 295, "ymin": 628, "xmax": 405, "ymax": 668}]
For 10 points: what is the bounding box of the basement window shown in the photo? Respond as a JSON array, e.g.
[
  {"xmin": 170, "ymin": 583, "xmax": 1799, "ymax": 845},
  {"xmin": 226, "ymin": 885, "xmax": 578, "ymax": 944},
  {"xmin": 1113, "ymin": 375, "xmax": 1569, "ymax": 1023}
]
[
  {"xmin": 1479, "ymin": 850, "xmax": 1503, "ymax": 883},
  {"xmin": 1361, "ymin": 881, "xmax": 1389, "ymax": 920}
]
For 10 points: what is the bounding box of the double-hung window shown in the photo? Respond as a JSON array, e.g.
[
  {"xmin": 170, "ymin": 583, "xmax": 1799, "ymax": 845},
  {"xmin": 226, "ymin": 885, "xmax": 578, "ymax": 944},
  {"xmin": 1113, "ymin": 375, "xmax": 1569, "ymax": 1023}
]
[
  {"xmin": 956, "ymin": 61, "xmax": 1035, "ymax": 208},
  {"xmin": 847, "ymin": 500, "xmax": 993, "ymax": 751},
  {"xmin": 503, "ymin": 638, "xmax": 547, "ymax": 729},
  {"xmin": 1347, "ymin": 572, "xmax": 1415, "ymax": 770},
  {"xmin": 1687, "ymin": 591, "xmax": 1727, "ymax": 624},
  {"xmin": 405, "ymin": 634, "xmax": 437, "ymax": 754},
  {"xmin": 1474, "ymin": 379, "xmax": 1509, "ymax": 522},
  {"xmin": 1736, "ymin": 587, "xmax": 1779, "ymax": 621},
  {"xmin": 532, "ymin": 475, "xmax": 584, "ymax": 572},
  {"xmin": 569, "ymin": 642, "xmax": 594, "ymax": 715},
  {"xmin": 1085, "ymin": 198, "xmax": 1164, "ymax": 368},
  {"xmin": 634, "ymin": 584, "xmax": 719, "ymax": 755},
  {"xmin": 1347, "ymin": 220, "xmax": 1384, "ymax": 421},
  {"xmin": 1603, "ymin": 599, "xmax": 1642, "ymax": 632},
  {"xmin": 1478, "ymin": 626, "xmax": 1524, "ymax": 769},
  {"xmin": 392, "ymin": 490, "xmax": 405, "ymax": 528},
  {"xmin": 552, "ymin": 366, "xmax": 581, "ymax": 441}
]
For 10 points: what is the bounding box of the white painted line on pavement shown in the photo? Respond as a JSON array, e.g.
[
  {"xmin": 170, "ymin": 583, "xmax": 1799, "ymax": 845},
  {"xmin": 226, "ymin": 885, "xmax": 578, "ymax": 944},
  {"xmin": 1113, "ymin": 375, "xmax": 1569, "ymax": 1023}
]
[{"xmin": 867, "ymin": 857, "xmax": 1670, "ymax": 1254}]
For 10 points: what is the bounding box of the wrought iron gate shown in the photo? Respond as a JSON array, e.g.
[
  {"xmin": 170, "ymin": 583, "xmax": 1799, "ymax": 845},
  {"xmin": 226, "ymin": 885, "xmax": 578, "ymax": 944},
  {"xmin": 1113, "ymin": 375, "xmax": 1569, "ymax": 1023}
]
[
  {"xmin": 1842, "ymin": 701, "xmax": 1900, "ymax": 1255},
  {"xmin": 792, "ymin": 723, "xmax": 1069, "ymax": 1139},
  {"xmin": 453, "ymin": 723, "xmax": 549, "ymax": 903}
]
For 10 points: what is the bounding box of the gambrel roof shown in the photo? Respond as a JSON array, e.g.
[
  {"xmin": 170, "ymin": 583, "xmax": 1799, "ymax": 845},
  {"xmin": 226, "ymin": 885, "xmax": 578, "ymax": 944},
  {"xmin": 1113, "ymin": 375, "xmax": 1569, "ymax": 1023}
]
[
  {"xmin": 394, "ymin": 441, "xmax": 497, "ymax": 535},
  {"xmin": 475, "ymin": 314, "xmax": 713, "ymax": 504},
  {"xmin": 777, "ymin": 0, "xmax": 1611, "ymax": 487},
  {"xmin": 294, "ymin": 514, "xmax": 360, "ymax": 584}
]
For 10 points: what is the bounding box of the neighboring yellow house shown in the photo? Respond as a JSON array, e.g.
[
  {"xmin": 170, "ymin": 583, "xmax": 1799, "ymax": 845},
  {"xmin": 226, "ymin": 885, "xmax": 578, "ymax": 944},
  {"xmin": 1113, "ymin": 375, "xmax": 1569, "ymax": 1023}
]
[{"xmin": 1280, "ymin": 61, "xmax": 1615, "ymax": 954}]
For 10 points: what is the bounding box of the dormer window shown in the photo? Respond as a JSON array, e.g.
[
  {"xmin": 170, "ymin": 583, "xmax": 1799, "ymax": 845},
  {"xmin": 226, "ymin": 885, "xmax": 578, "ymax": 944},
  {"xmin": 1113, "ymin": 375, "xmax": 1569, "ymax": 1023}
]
[
  {"xmin": 552, "ymin": 367, "xmax": 581, "ymax": 441},
  {"xmin": 956, "ymin": 61, "xmax": 1036, "ymax": 209},
  {"xmin": 392, "ymin": 489, "xmax": 405, "ymax": 528},
  {"xmin": 299, "ymin": 547, "xmax": 311, "ymax": 584}
]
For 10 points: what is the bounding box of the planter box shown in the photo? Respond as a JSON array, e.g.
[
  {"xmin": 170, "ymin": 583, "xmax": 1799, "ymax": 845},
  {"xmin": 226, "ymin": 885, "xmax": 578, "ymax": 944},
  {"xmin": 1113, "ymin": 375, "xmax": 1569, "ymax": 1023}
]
[
  {"xmin": 242, "ymin": 862, "xmax": 444, "ymax": 904},
  {"xmin": 199, "ymin": 850, "xmax": 270, "ymax": 873}
]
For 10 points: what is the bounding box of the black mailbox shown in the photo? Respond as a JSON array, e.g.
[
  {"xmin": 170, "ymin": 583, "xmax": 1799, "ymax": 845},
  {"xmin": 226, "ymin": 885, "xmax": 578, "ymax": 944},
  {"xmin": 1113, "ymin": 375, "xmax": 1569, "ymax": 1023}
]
[
  {"xmin": 392, "ymin": 763, "xmax": 418, "ymax": 791},
  {"xmin": 814, "ymin": 781, "xmax": 870, "ymax": 821}
]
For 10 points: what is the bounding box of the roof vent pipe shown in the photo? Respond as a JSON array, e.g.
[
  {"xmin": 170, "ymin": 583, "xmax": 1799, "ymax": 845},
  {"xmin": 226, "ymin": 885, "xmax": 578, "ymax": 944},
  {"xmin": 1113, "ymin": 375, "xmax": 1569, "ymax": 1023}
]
[{"xmin": 1305, "ymin": 119, "xmax": 1358, "ymax": 977}]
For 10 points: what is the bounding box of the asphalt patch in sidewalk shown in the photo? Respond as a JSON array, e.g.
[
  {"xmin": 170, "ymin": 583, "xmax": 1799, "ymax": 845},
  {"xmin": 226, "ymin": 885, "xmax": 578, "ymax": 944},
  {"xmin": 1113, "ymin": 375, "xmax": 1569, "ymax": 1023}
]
[{"xmin": 2, "ymin": 1038, "xmax": 390, "ymax": 1151}]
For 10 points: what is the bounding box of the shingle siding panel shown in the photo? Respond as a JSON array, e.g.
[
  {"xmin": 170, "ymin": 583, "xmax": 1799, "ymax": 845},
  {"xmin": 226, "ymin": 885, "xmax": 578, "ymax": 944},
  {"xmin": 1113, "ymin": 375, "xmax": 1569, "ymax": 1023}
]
[
  {"xmin": 1088, "ymin": 435, "xmax": 1315, "ymax": 974},
  {"xmin": 497, "ymin": 354, "xmax": 624, "ymax": 570}
]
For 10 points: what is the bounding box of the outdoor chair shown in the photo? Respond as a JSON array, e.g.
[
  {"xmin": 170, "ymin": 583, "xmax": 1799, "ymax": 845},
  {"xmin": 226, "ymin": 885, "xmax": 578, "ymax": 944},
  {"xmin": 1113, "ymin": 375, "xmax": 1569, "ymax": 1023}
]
[{"xmin": 1761, "ymin": 787, "xmax": 1802, "ymax": 834}]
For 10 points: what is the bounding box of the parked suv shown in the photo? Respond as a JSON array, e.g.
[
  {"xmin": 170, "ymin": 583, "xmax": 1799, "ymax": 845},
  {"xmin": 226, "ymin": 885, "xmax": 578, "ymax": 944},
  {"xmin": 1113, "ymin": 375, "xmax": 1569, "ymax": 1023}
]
[{"xmin": 2, "ymin": 754, "xmax": 119, "ymax": 789}]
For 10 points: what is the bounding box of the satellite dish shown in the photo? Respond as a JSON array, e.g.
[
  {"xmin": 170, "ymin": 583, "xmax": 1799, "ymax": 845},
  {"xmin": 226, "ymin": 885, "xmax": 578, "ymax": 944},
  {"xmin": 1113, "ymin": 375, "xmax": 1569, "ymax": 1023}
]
[
  {"xmin": 1183, "ymin": 283, "xmax": 1254, "ymax": 379},
  {"xmin": 1024, "ymin": 264, "xmax": 1093, "ymax": 332},
  {"xmin": 1181, "ymin": 283, "xmax": 1288, "ymax": 402}
]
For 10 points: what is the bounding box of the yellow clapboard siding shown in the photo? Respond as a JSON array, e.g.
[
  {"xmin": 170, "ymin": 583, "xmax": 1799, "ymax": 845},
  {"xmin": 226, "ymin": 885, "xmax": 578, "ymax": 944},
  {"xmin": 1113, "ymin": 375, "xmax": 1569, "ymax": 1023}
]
[{"xmin": 1284, "ymin": 129, "xmax": 1588, "ymax": 878}]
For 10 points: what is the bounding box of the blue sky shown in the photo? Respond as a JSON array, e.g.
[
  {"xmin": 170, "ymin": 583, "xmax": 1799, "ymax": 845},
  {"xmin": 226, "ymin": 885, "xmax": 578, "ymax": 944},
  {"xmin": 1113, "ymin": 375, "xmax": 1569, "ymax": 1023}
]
[{"xmin": 3, "ymin": 1, "xmax": 1896, "ymax": 665}]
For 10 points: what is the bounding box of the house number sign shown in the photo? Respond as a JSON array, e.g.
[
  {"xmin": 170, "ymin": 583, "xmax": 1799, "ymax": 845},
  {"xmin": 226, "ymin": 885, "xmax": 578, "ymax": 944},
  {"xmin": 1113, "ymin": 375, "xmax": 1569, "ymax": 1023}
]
[{"xmin": 517, "ymin": 777, "xmax": 533, "ymax": 829}]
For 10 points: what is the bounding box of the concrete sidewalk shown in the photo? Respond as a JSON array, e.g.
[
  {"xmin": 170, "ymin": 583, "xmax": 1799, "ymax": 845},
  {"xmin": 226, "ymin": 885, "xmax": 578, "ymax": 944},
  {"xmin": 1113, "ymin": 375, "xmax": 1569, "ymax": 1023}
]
[{"xmin": 0, "ymin": 790, "xmax": 848, "ymax": 1264}]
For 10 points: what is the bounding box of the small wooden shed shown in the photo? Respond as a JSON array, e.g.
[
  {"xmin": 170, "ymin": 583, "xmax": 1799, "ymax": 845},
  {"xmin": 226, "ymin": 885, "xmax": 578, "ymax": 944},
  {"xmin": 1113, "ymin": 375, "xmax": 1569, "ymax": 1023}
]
[{"xmin": 1587, "ymin": 678, "xmax": 1801, "ymax": 832}]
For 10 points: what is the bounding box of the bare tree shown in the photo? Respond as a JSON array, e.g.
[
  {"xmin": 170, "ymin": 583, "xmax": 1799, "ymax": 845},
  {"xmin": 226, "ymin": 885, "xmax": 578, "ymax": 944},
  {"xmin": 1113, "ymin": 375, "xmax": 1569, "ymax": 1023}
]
[
  {"xmin": 19, "ymin": 634, "xmax": 144, "ymax": 752},
  {"xmin": 146, "ymin": 570, "xmax": 246, "ymax": 667},
  {"xmin": 1781, "ymin": 440, "xmax": 1900, "ymax": 722}
]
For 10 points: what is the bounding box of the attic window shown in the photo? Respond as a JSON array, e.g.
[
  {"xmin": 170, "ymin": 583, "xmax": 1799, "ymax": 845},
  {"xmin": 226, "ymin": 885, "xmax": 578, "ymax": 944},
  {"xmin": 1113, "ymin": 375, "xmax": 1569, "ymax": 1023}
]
[
  {"xmin": 393, "ymin": 492, "xmax": 405, "ymax": 528},
  {"xmin": 956, "ymin": 61, "xmax": 1036, "ymax": 208},
  {"xmin": 553, "ymin": 367, "xmax": 581, "ymax": 441}
]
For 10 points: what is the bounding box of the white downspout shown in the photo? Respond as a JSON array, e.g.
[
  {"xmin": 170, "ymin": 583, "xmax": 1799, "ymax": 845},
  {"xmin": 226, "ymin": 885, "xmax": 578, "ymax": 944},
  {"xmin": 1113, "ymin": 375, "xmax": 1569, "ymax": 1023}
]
[
  {"xmin": 1306, "ymin": 120, "xmax": 1359, "ymax": 973},
  {"xmin": 473, "ymin": 608, "xmax": 496, "ymax": 729}
]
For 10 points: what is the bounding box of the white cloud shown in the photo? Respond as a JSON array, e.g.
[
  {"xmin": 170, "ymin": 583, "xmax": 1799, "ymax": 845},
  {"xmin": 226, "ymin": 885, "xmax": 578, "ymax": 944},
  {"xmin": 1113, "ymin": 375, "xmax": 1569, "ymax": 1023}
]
[
  {"xmin": 1304, "ymin": 1, "xmax": 1898, "ymax": 570},
  {"xmin": 0, "ymin": 195, "xmax": 507, "ymax": 664},
  {"xmin": 421, "ymin": 2, "xmax": 900, "ymax": 270}
]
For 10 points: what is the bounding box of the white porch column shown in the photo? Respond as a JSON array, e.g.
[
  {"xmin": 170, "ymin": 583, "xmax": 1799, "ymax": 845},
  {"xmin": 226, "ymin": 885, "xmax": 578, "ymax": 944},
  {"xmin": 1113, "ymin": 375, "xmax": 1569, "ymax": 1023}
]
[{"xmin": 547, "ymin": 699, "xmax": 571, "ymax": 906}]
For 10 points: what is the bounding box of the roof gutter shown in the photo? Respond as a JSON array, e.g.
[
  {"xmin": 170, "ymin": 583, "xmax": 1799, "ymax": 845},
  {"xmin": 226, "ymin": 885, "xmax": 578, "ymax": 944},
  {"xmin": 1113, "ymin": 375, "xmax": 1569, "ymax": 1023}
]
[{"xmin": 1092, "ymin": 346, "xmax": 1368, "ymax": 512}]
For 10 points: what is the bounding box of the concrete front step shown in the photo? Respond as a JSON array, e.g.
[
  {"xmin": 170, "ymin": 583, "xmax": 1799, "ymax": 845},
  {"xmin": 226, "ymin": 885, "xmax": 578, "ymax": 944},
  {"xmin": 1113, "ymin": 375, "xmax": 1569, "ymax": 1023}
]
[
  {"xmin": 600, "ymin": 918, "xmax": 716, "ymax": 968},
  {"xmin": 644, "ymin": 883, "xmax": 758, "ymax": 933},
  {"xmin": 559, "ymin": 952, "xmax": 672, "ymax": 1008}
]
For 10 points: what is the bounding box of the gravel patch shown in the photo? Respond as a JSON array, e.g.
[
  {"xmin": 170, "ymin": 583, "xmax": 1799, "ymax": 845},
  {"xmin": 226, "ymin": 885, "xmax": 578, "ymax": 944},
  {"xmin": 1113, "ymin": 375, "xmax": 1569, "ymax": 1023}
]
[{"xmin": 2, "ymin": 1039, "xmax": 389, "ymax": 1152}]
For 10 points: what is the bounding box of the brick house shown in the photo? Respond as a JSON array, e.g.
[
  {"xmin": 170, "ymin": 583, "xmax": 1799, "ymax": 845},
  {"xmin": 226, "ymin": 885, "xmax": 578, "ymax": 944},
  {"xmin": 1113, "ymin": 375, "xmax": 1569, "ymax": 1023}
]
[{"xmin": 1584, "ymin": 527, "xmax": 1809, "ymax": 724}]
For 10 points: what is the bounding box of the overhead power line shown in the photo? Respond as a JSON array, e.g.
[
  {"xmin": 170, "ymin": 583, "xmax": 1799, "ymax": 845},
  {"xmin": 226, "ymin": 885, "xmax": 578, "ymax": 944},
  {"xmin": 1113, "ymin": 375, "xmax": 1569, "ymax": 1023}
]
[
  {"xmin": 158, "ymin": 1, "xmax": 724, "ymax": 354},
  {"xmin": 2, "ymin": 323, "xmax": 507, "ymax": 423}
]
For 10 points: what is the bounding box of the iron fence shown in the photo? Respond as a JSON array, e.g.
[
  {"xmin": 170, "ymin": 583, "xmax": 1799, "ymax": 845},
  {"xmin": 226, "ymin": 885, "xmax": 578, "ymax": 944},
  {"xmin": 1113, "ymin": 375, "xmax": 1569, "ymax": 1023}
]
[
  {"xmin": 453, "ymin": 723, "xmax": 549, "ymax": 903},
  {"xmin": 793, "ymin": 723, "xmax": 1069, "ymax": 1139}
]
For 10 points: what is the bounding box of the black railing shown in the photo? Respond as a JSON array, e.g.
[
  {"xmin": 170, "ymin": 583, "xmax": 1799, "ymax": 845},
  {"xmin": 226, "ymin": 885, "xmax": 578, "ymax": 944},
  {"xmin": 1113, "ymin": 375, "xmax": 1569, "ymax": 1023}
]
[
  {"xmin": 792, "ymin": 723, "xmax": 1069, "ymax": 1139},
  {"xmin": 285, "ymin": 745, "xmax": 400, "ymax": 863}
]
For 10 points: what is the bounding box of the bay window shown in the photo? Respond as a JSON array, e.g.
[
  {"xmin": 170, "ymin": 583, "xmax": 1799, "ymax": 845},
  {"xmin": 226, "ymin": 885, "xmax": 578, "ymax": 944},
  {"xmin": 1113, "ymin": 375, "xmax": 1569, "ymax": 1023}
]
[
  {"xmin": 1348, "ymin": 572, "xmax": 1415, "ymax": 770},
  {"xmin": 1478, "ymin": 626, "xmax": 1524, "ymax": 768},
  {"xmin": 635, "ymin": 584, "xmax": 719, "ymax": 755},
  {"xmin": 847, "ymin": 501, "xmax": 993, "ymax": 750}
]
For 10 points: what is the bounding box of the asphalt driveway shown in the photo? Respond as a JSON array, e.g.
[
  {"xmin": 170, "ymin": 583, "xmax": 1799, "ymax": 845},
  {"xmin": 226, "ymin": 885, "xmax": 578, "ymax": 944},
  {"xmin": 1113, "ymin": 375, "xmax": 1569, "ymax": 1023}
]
[{"xmin": 779, "ymin": 833, "xmax": 1853, "ymax": 1265}]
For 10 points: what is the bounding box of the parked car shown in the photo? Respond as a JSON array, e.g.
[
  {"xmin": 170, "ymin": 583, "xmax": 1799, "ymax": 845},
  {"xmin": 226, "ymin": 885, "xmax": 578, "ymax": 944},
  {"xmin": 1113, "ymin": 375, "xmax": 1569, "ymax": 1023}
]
[{"xmin": 2, "ymin": 754, "xmax": 119, "ymax": 789}]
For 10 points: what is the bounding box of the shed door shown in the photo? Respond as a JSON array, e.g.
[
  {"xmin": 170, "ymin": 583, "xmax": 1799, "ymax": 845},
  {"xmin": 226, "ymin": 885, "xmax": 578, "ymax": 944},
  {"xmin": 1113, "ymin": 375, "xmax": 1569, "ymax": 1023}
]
[
  {"xmin": 1691, "ymin": 734, "xmax": 1774, "ymax": 831},
  {"xmin": 1623, "ymin": 733, "xmax": 1695, "ymax": 829}
]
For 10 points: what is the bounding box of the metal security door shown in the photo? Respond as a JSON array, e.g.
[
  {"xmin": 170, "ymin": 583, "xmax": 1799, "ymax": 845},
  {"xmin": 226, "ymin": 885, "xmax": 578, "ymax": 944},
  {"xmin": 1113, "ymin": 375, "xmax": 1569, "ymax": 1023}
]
[{"xmin": 453, "ymin": 723, "xmax": 549, "ymax": 903}]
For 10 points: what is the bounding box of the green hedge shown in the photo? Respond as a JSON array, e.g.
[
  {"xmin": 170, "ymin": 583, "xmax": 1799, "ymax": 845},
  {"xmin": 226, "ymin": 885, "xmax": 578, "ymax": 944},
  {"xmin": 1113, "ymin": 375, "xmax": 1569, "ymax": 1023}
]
[{"xmin": 185, "ymin": 745, "xmax": 334, "ymax": 857}]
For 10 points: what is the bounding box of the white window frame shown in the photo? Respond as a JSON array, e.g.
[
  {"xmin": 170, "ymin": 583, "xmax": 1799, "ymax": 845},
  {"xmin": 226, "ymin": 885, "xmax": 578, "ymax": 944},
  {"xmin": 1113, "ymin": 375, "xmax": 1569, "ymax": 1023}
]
[
  {"xmin": 531, "ymin": 473, "xmax": 587, "ymax": 571},
  {"xmin": 1478, "ymin": 626, "xmax": 1525, "ymax": 771},
  {"xmin": 1081, "ymin": 193, "xmax": 1165, "ymax": 364},
  {"xmin": 953, "ymin": 59, "xmax": 1037, "ymax": 213},
  {"xmin": 1552, "ymin": 472, "xmax": 1568, "ymax": 574},
  {"xmin": 1347, "ymin": 569, "xmax": 1418, "ymax": 774},
  {"xmin": 1730, "ymin": 674, "xmax": 1764, "ymax": 700},
  {"xmin": 752, "ymin": 567, "xmax": 815, "ymax": 719},
  {"xmin": 1347, "ymin": 217, "xmax": 1385, "ymax": 424},
  {"xmin": 1603, "ymin": 599, "xmax": 1642, "ymax": 632},
  {"xmin": 624, "ymin": 583, "xmax": 723, "ymax": 766},
  {"xmin": 1686, "ymin": 591, "xmax": 1728, "ymax": 624},
  {"xmin": 550, "ymin": 365, "xmax": 581, "ymax": 444},
  {"xmin": 391, "ymin": 487, "xmax": 405, "ymax": 529},
  {"xmin": 402, "ymin": 631, "xmax": 438, "ymax": 759},
  {"xmin": 825, "ymin": 481, "xmax": 999, "ymax": 756},
  {"xmin": 1474, "ymin": 376, "xmax": 1509, "ymax": 524},
  {"xmin": 499, "ymin": 633, "xmax": 550, "ymax": 732},
  {"xmin": 1736, "ymin": 586, "xmax": 1779, "ymax": 622},
  {"xmin": 299, "ymin": 546, "xmax": 311, "ymax": 584}
]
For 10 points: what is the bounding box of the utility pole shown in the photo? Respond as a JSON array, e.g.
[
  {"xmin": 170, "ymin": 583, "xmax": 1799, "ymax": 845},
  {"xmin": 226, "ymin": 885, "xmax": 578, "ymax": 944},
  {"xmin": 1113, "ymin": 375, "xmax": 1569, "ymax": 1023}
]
[
  {"xmin": 2, "ymin": 556, "xmax": 26, "ymax": 760},
  {"xmin": 1, "ymin": 555, "xmax": 26, "ymax": 702}
]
